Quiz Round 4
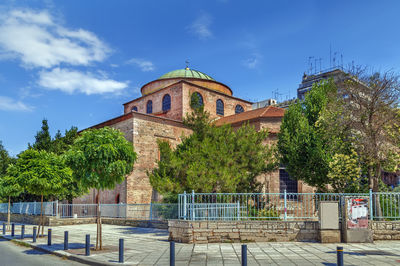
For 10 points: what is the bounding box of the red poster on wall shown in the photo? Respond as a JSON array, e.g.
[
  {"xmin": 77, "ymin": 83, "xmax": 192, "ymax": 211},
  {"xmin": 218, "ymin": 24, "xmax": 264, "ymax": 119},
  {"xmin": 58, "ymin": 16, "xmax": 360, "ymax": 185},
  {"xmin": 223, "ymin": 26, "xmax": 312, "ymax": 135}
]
[{"xmin": 347, "ymin": 197, "xmax": 369, "ymax": 229}]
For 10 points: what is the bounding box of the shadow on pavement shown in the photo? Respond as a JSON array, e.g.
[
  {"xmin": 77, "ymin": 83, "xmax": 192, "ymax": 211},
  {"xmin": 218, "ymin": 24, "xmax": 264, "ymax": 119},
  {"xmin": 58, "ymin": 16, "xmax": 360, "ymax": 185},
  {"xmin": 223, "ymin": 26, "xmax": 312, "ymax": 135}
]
[
  {"xmin": 116, "ymin": 227, "xmax": 169, "ymax": 237},
  {"xmin": 326, "ymin": 250, "xmax": 399, "ymax": 256}
]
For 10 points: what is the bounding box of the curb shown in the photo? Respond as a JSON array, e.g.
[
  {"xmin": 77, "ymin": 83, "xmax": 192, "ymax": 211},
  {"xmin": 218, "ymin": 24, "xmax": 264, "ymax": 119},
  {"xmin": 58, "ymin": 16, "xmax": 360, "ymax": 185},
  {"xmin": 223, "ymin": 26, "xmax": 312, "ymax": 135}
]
[{"xmin": 0, "ymin": 235, "xmax": 116, "ymax": 266}]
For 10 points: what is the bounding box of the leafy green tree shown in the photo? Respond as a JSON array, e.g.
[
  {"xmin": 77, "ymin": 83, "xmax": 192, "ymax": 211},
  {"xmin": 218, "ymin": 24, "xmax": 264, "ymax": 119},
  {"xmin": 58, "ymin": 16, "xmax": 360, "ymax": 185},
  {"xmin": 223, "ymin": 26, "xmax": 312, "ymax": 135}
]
[
  {"xmin": 327, "ymin": 150, "xmax": 362, "ymax": 193},
  {"xmin": 7, "ymin": 149, "xmax": 73, "ymax": 237},
  {"xmin": 0, "ymin": 175, "xmax": 23, "ymax": 229},
  {"xmin": 278, "ymin": 79, "xmax": 356, "ymax": 191},
  {"xmin": 149, "ymin": 106, "xmax": 276, "ymax": 196},
  {"xmin": 66, "ymin": 127, "xmax": 137, "ymax": 250},
  {"xmin": 50, "ymin": 126, "xmax": 78, "ymax": 155},
  {"xmin": 0, "ymin": 141, "xmax": 15, "ymax": 178}
]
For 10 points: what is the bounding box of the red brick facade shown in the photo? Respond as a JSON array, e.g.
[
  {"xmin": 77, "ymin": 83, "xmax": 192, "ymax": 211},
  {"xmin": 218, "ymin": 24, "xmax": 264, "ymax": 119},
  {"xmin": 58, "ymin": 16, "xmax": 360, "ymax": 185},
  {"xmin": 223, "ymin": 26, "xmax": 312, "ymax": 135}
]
[{"xmin": 74, "ymin": 71, "xmax": 313, "ymax": 204}]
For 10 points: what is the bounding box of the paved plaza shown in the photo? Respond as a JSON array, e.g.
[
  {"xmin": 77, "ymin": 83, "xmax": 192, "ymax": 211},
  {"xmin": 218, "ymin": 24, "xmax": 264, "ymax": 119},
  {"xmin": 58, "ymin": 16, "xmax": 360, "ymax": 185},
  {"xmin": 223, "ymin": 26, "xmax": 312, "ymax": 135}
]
[{"xmin": 2, "ymin": 223, "xmax": 400, "ymax": 265}]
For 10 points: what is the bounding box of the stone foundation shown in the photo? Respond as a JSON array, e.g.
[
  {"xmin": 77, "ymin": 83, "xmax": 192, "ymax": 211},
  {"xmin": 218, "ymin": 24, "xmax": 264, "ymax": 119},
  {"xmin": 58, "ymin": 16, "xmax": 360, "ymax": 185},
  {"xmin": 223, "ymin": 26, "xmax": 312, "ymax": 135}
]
[
  {"xmin": 372, "ymin": 221, "xmax": 400, "ymax": 240},
  {"xmin": 168, "ymin": 220, "xmax": 319, "ymax": 243}
]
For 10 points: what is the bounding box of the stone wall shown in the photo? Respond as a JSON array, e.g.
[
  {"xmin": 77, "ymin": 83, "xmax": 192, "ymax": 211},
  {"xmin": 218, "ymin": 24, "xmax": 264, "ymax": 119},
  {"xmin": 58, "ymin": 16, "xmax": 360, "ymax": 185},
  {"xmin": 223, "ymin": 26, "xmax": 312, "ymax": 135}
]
[
  {"xmin": 168, "ymin": 220, "xmax": 319, "ymax": 243},
  {"xmin": 127, "ymin": 113, "xmax": 192, "ymax": 203},
  {"xmin": 182, "ymin": 83, "xmax": 252, "ymax": 120},
  {"xmin": 372, "ymin": 221, "xmax": 400, "ymax": 240}
]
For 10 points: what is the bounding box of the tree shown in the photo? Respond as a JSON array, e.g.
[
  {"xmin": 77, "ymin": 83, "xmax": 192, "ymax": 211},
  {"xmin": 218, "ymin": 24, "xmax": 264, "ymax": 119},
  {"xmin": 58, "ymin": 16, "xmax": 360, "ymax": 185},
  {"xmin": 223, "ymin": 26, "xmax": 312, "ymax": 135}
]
[
  {"xmin": 66, "ymin": 127, "xmax": 137, "ymax": 250},
  {"xmin": 50, "ymin": 126, "xmax": 78, "ymax": 155},
  {"xmin": 0, "ymin": 141, "xmax": 15, "ymax": 178},
  {"xmin": 149, "ymin": 105, "xmax": 276, "ymax": 195},
  {"xmin": 337, "ymin": 68, "xmax": 400, "ymax": 192},
  {"xmin": 278, "ymin": 79, "xmax": 356, "ymax": 191},
  {"xmin": 31, "ymin": 119, "xmax": 52, "ymax": 151},
  {"xmin": 7, "ymin": 149, "xmax": 73, "ymax": 237},
  {"xmin": 0, "ymin": 175, "xmax": 23, "ymax": 229}
]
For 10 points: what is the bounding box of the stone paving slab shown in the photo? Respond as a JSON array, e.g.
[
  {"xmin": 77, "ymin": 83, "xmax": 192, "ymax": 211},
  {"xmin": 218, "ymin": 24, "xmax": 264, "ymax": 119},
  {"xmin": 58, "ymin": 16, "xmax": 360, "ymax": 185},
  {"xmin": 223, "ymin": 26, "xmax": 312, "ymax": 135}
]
[{"xmin": 2, "ymin": 222, "xmax": 400, "ymax": 265}]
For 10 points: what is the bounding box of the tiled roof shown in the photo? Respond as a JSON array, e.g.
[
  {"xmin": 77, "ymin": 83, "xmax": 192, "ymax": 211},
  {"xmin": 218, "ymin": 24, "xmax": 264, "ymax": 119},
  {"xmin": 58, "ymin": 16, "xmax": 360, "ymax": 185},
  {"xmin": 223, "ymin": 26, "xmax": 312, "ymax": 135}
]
[{"xmin": 214, "ymin": 106, "xmax": 285, "ymax": 126}]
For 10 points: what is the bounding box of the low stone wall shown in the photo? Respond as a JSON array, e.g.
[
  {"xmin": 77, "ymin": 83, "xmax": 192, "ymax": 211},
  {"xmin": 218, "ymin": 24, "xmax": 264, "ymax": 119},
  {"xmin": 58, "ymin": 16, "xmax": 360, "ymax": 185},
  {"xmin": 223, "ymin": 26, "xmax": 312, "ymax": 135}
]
[
  {"xmin": 372, "ymin": 221, "xmax": 400, "ymax": 240},
  {"xmin": 0, "ymin": 213, "xmax": 48, "ymax": 225},
  {"xmin": 168, "ymin": 220, "xmax": 319, "ymax": 243},
  {"xmin": 0, "ymin": 214, "xmax": 167, "ymax": 228}
]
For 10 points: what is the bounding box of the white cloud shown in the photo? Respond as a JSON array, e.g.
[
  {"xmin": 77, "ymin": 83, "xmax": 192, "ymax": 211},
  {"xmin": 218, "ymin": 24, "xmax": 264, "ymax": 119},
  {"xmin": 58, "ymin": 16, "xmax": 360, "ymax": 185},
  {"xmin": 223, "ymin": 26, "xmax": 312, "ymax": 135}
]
[
  {"xmin": 187, "ymin": 13, "xmax": 213, "ymax": 40},
  {"xmin": 0, "ymin": 96, "xmax": 32, "ymax": 111},
  {"xmin": 38, "ymin": 68, "xmax": 128, "ymax": 95},
  {"xmin": 243, "ymin": 53, "xmax": 262, "ymax": 69},
  {"xmin": 126, "ymin": 58, "xmax": 155, "ymax": 72},
  {"xmin": 0, "ymin": 9, "xmax": 110, "ymax": 68}
]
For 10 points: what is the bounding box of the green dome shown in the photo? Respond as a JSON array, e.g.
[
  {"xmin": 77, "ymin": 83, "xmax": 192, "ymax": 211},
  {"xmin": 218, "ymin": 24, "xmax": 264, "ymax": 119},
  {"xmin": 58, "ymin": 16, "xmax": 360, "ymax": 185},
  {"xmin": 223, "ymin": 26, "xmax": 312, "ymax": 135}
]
[{"xmin": 158, "ymin": 68, "xmax": 215, "ymax": 81}]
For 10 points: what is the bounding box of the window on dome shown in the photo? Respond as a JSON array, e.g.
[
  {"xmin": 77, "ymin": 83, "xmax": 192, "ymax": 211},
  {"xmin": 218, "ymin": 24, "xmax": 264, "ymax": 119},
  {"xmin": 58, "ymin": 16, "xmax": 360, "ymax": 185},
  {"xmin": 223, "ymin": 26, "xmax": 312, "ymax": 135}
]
[
  {"xmin": 162, "ymin": 94, "xmax": 171, "ymax": 112},
  {"xmin": 146, "ymin": 100, "xmax": 152, "ymax": 114},
  {"xmin": 132, "ymin": 106, "xmax": 138, "ymax": 112},
  {"xmin": 216, "ymin": 99, "xmax": 224, "ymax": 115},
  {"xmin": 190, "ymin": 92, "xmax": 203, "ymax": 109},
  {"xmin": 235, "ymin": 104, "xmax": 244, "ymax": 114}
]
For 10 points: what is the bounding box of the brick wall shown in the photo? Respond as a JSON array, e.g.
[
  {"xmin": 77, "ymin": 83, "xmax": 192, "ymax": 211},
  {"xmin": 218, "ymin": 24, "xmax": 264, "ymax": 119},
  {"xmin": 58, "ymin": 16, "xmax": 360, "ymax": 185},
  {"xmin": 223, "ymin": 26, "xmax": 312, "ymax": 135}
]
[
  {"xmin": 126, "ymin": 113, "xmax": 192, "ymax": 203},
  {"xmin": 168, "ymin": 220, "xmax": 319, "ymax": 243},
  {"xmin": 182, "ymin": 83, "xmax": 252, "ymax": 120}
]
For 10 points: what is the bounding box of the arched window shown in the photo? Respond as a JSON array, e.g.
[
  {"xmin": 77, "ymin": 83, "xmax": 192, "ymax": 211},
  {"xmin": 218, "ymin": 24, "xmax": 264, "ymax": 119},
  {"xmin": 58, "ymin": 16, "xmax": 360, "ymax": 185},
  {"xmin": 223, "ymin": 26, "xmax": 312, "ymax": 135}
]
[
  {"xmin": 162, "ymin": 94, "xmax": 171, "ymax": 111},
  {"xmin": 132, "ymin": 106, "xmax": 138, "ymax": 112},
  {"xmin": 190, "ymin": 92, "xmax": 203, "ymax": 109},
  {"xmin": 146, "ymin": 100, "xmax": 152, "ymax": 114},
  {"xmin": 115, "ymin": 194, "xmax": 120, "ymax": 204},
  {"xmin": 235, "ymin": 104, "xmax": 244, "ymax": 114},
  {"xmin": 216, "ymin": 99, "xmax": 224, "ymax": 115}
]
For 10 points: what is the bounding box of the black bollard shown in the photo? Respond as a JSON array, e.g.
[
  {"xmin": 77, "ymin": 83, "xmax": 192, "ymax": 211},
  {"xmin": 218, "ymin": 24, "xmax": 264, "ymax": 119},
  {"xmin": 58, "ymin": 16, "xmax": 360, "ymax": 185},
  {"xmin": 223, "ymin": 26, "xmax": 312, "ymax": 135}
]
[
  {"xmin": 48, "ymin": 229, "xmax": 52, "ymax": 246},
  {"xmin": 85, "ymin": 234, "xmax": 90, "ymax": 256},
  {"xmin": 170, "ymin": 241, "xmax": 175, "ymax": 266},
  {"xmin": 21, "ymin": 225, "xmax": 25, "ymax": 239},
  {"xmin": 337, "ymin": 246, "xmax": 343, "ymax": 266},
  {"xmin": 64, "ymin": 231, "xmax": 69, "ymax": 250},
  {"xmin": 33, "ymin": 227, "xmax": 37, "ymax": 243},
  {"xmin": 119, "ymin": 238, "xmax": 124, "ymax": 263},
  {"xmin": 241, "ymin": 244, "xmax": 247, "ymax": 266},
  {"xmin": 11, "ymin": 223, "xmax": 14, "ymax": 237},
  {"xmin": 2, "ymin": 223, "xmax": 5, "ymax": 235}
]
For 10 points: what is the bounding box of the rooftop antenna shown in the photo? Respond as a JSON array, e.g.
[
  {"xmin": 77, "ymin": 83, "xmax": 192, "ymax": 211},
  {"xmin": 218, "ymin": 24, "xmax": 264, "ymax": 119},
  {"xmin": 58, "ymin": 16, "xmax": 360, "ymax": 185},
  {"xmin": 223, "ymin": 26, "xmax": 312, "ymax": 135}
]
[
  {"xmin": 319, "ymin": 58, "xmax": 322, "ymax": 73},
  {"xmin": 333, "ymin": 52, "xmax": 337, "ymax": 67},
  {"xmin": 341, "ymin": 54, "xmax": 343, "ymax": 68},
  {"xmin": 185, "ymin": 59, "xmax": 190, "ymax": 70},
  {"xmin": 308, "ymin": 56, "xmax": 314, "ymax": 74}
]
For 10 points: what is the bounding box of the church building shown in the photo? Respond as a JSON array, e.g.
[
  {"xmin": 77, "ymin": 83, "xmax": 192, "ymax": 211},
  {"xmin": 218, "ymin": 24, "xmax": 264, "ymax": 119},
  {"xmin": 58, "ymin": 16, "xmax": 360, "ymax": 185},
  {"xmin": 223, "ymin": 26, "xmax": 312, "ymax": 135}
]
[{"xmin": 74, "ymin": 67, "xmax": 314, "ymax": 204}]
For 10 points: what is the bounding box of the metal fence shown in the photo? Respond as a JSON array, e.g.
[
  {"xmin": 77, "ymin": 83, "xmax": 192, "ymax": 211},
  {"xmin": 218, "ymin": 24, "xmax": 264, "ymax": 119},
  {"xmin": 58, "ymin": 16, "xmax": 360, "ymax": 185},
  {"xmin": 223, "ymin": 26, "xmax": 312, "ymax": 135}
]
[
  {"xmin": 178, "ymin": 190, "xmax": 400, "ymax": 221},
  {"xmin": 0, "ymin": 201, "xmax": 177, "ymax": 221}
]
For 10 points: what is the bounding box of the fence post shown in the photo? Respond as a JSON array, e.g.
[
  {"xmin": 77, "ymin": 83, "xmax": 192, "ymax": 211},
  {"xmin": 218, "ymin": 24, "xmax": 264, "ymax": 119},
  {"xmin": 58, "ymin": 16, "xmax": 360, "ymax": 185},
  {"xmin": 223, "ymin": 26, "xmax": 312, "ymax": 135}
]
[
  {"xmin": 183, "ymin": 191, "xmax": 187, "ymax": 220},
  {"xmin": 55, "ymin": 200, "xmax": 59, "ymax": 217},
  {"xmin": 149, "ymin": 202, "xmax": 153, "ymax": 221},
  {"xmin": 191, "ymin": 190, "xmax": 195, "ymax": 221},
  {"xmin": 33, "ymin": 201, "xmax": 36, "ymax": 215},
  {"xmin": 369, "ymin": 189, "xmax": 373, "ymax": 221},
  {"xmin": 237, "ymin": 201, "xmax": 240, "ymax": 221},
  {"xmin": 284, "ymin": 189, "xmax": 287, "ymax": 221},
  {"xmin": 19, "ymin": 202, "xmax": 22, "ymax": 214}
]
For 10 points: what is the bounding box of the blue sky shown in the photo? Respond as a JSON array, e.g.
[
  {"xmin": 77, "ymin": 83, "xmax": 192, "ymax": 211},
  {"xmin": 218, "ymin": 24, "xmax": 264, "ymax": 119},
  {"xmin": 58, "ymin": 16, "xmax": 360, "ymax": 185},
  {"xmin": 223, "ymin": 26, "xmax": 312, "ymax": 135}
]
[{"xmin": 1, "ymin": 0, "xmax": 400, "ymax": 156}]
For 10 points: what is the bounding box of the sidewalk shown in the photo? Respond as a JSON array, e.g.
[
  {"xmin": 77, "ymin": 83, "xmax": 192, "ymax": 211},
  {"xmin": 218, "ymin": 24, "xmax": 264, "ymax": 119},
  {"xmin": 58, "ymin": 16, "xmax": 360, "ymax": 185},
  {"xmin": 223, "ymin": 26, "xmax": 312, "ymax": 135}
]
[{"xmin": 2, "ymin": 223, "xmax": 400, "ymax": 265}]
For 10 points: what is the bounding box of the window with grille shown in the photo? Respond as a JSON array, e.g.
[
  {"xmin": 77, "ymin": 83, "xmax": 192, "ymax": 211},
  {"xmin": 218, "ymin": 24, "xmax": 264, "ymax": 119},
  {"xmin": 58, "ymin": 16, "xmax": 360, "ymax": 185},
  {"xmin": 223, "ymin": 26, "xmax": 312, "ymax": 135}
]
[
  {"xmin": 190, "ymin": 92, "xmax": 203, "ymax": 109},
  {"xmin": 216, "ymin": 99, "xmax": 224, "ymax": 115},
  {"xmin": 162, "ymin": 94, "xmax": 171, "ymax": 111},
  {"xmin": 279, "ymin": 169, "xmax": 298, "ymax": 193},
  {"xmin": 235, "ymin": 104, "xmax": 244, "ymax": 114},
  {"xmin": 146, "ymin": 100, "xmax": 152, "ymax": 114}
]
